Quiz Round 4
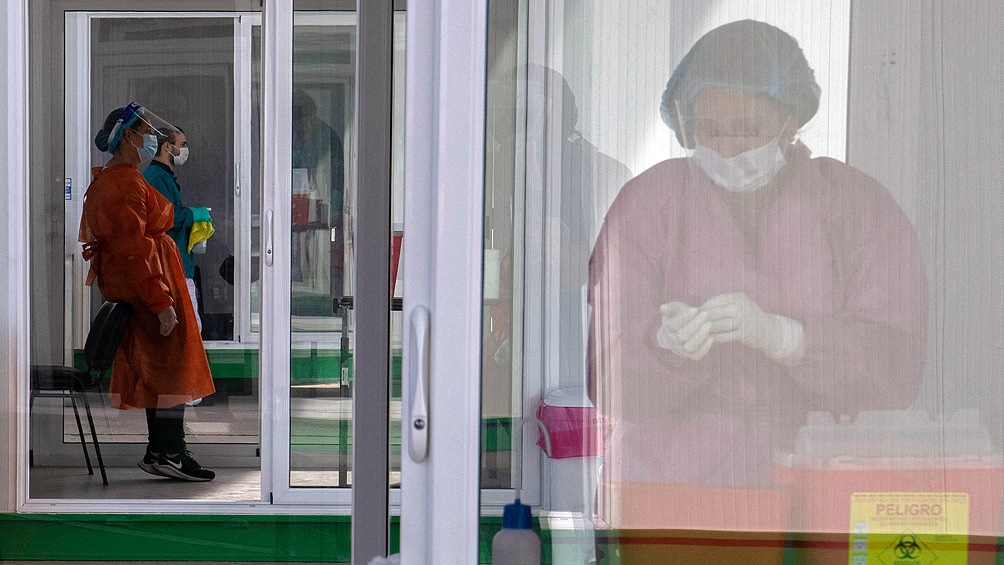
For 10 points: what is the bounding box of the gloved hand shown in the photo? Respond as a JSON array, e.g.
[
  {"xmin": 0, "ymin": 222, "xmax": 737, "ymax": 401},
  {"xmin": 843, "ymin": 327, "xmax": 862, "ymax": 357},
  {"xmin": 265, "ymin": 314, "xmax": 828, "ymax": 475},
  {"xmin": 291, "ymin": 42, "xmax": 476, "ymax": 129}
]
[
  {"xmin": 157, "ymin": 305, "xmax": 179, "ymax": 337},
  {"xmin": 702, "ymin": 292, "xmax": 803, "ymax": 361},
  {"xmin": 656, "ymin": 301, "xmax": 714, "ymax": 361}
]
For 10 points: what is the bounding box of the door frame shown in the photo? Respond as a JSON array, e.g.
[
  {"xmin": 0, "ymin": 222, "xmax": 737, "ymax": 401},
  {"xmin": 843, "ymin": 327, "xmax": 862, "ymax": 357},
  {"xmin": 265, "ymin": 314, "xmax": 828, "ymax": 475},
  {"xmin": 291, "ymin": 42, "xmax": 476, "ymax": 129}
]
[
  {"xmin": 16, "ymin": 0, "xmax": 395, "ymax": 517},
  {"xmin": 399, "ymin": 0, "xmax": 488, "ymax": 561},
  {"xmin": 28, "ymin": 5, "xmax": 269, "ymax": 511}
]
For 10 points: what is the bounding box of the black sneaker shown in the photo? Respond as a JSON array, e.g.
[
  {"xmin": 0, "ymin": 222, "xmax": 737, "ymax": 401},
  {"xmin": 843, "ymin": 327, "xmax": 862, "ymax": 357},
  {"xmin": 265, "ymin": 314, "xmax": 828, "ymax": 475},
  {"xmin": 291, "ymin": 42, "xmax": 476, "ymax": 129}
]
[
  {"xmin": 138, "ymin": 449, "xmax": 167, "ymax": 477},
  {"xmin": 154, "ymin": 450, "xmax": 216, "ymax": 482}
]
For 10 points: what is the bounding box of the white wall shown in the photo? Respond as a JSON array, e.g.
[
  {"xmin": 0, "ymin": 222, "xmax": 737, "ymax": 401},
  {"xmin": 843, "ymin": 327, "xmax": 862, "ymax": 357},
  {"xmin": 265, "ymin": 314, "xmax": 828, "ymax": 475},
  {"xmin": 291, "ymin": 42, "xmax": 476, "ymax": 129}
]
[
  {"xmin": 1, "ymin": 0, "xmax": 30, "ymax": 512},
  {"xmin": 848, "ymin": 1, "xmax": 1004, "ymax": 442},
  {"xmin": 561, "ymin": 0, "xmax": 850, "ymax": 177}
]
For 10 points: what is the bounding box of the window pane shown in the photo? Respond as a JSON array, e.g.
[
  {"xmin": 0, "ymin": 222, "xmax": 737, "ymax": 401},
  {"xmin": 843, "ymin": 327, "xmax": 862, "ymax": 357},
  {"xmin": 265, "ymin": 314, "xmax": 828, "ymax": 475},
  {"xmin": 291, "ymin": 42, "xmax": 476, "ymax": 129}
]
[
  {"xmin": 285, "ymin": 6, "xmax": 405, "ymax": 490},
  {"xmin": 33, "ymin": 13, "xmax": 261, "ymax": 501},
  {"xmin": 287, "ymin": 9, "xmax": 357, "ymax": 488},
  {"xmin": 487, "ymin": 1, "xmax": 1004, "ymax": 562}
]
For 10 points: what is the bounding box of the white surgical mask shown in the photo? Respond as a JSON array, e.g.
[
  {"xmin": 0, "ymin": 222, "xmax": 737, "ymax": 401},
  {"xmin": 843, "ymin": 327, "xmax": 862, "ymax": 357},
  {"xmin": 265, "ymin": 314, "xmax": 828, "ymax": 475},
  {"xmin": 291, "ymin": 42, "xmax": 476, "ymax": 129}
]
[
  {"xmin": 173, "ymin": 146, "xmax": 189, "ymax": 166},
  {"xmin": 691, "ymin": 139, "xmax": 786, "ymax": 193}
]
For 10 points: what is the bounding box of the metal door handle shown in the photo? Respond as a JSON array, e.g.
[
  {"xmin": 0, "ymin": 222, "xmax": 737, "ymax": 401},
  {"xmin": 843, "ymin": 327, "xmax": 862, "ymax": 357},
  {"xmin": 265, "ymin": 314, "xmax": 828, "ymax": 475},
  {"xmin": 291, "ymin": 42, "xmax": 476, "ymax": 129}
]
[
  {"xmin": 264, "ymin": 208, "xmax": 274, "ymax": 266},
  {"xmin": 234, "ymin": 162, "xmax": 241, "ymax": 197},
  {"xmin": 408, "ymin": 306, "xmax": 430, "ymax": 462}
]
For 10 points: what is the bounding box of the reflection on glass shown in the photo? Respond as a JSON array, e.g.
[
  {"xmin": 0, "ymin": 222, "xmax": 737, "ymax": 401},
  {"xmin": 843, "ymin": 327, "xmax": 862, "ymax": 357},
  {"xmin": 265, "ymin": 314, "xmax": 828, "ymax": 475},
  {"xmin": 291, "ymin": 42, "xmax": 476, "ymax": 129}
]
[
  {"xmin": 590, "ymin": 19, "xmax": 927, "ymax": 536},
  {"xmin": 251, "ymin": 27, "xmax": 262, "ymax": 332},
  {"xmin": 288, "ymin": 12, "xmax": 355, "ymax": 488},
  {"xmin": 290, "ymin": 84, "xmax": 347, "ymax": 325},
  {"xmin": 482, "ymin": 0, "xmax": 633, "ymax": 492},
  {"xmin": 486, "ymin": 3, "xmax": 1004, "ymax": 563},
  {"xmin": 285, "ymin": 9, "xmax": 406, "ymax": 489}
]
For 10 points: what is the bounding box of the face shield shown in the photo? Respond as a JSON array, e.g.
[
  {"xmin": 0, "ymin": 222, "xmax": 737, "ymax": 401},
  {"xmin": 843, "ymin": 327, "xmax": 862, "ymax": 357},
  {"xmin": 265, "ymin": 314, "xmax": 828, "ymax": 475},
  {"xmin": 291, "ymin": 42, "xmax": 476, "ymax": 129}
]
[{"xmin": 106, "ymin": 102, "xmax": 179, "ymax": 154}]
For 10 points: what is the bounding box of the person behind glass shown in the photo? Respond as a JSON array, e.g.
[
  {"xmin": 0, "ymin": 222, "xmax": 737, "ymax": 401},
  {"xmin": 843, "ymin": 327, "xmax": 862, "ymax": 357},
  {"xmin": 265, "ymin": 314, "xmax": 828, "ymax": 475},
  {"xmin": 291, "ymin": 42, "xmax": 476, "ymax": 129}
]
[
  {"xmin": 143, "ymin": 125, "xmax": 207, "ymax": 408},
  {"xmin": 291, "ymin": 88, "xmax": 345, "ymax": 299},
  {"xmin": 587, "ymin": 20, "xmax": 927, "ymax": 495},
  {"xmin": 81, "ymin": 103, "xmax": 216, "ymax": 481},
  {"xmin": 143, "ymin": 127, "xmax": 199, "ymax": 330}
]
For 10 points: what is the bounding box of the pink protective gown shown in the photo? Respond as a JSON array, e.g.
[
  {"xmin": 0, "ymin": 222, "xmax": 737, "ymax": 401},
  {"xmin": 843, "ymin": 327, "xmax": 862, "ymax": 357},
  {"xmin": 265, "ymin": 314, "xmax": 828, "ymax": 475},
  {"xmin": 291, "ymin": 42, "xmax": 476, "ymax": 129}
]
[
  {"xmin": 587, "ymin": 142, "xmax": 927, "ymax": 490},
  {"xmin": 80, "ymin": 164, "xmax": 215, "ymax": 409}
]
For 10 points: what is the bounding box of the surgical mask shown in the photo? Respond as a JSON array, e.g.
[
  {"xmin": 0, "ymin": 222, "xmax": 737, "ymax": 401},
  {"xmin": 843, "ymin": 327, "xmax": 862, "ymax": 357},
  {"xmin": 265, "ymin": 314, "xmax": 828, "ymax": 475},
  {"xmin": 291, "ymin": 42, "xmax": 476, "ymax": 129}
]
[
  {"xmin": 173, "ymin": 146, "xmax": 189, "ymax": 166},
  {"xmin": 132, "ymin": 133, "xmax": 158, "ymax": 163},
  {"xmin": 691, "ymin": 139, "xmax": 786, "ymax": 193}
]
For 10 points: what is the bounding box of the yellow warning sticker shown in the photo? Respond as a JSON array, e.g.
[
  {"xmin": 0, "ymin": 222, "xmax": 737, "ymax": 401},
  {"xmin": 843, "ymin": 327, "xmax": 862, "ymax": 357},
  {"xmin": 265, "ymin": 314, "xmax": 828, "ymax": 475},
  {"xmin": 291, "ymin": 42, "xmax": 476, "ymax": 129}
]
[{"xmin": 848, "ymin": 492, "xmax": 969, "ymax": 565}]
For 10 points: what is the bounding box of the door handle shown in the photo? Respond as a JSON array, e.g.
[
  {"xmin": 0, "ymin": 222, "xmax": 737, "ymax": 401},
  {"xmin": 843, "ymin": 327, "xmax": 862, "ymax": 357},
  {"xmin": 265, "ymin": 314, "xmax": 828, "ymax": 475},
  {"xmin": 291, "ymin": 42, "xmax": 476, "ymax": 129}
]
[
  {"xmin": 264, "ymin": 208, "xmax": 274, "ymax": 266},
  {"xmin": 408, "ymin": 305, "xmax": 430, "ymax": 462},
  {"xmin": 234, "ymin": 161, "xmax": 241, "ymax": 197}
]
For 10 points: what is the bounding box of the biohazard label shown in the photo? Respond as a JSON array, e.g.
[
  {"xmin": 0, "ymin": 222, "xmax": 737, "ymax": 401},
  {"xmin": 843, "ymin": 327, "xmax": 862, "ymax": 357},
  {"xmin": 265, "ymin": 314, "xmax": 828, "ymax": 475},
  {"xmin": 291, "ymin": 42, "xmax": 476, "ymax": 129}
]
[{"xmin": 848, "ymin": 492, "xmax": 969, "ymax": 565}]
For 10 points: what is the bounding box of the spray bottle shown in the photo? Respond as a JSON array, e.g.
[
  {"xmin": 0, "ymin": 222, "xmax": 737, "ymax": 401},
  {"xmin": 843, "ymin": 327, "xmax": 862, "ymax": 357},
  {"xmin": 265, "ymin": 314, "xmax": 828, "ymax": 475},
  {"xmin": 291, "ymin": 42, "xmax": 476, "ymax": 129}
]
[
  {"xmin": 491, "ymin": 498, "xmax": 540, "ymax": 564},
  {"xmin": 491, "ymin": 416, "xmax": 546, "ymax": 564}
]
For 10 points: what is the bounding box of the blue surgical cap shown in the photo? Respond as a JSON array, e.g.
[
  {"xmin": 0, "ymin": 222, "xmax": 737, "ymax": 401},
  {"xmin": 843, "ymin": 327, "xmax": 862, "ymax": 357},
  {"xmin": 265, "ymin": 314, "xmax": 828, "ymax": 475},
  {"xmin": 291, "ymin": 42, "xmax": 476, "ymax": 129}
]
[
  {"xmin": 660, "ymin": 20, "xmax": 821, "ymax": 148},
  {"xmin": 94, "ymin": 107, "xmax": 124, "ymax": 153},
  {"xmin": 95, "ymin": 104, "xmax": 141, "ymax": 154}
]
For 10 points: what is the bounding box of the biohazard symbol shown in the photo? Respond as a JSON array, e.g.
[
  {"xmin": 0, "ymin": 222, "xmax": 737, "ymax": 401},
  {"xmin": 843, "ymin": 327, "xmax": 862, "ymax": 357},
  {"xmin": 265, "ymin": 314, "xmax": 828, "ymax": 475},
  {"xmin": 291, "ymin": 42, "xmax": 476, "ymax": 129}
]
[
  {"xmin": 893, "ymin": 535, "xmax": 921, "ymax": 560},
  {"xmin": 878, "ymin": 533, "xmax": 936, "ymax": 565}
]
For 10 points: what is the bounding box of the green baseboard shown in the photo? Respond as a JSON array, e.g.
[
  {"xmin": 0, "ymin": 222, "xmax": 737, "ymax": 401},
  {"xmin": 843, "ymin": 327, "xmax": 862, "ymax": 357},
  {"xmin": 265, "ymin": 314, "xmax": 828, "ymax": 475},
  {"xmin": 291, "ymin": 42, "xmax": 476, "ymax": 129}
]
[
  {"xmin": 0, "ymin": 514, "xmax": 364, "ymax": 562},
  {"xmin": 5, "ymin": 513, "xmax": 1001, "ymax": 564},
  {"xmin": 74, "ymin": 347, "xmax": 403, "ymax": 395},
  {"xmin": 0, "ymin": 514, "xmax": 532, "ymax": 563}
]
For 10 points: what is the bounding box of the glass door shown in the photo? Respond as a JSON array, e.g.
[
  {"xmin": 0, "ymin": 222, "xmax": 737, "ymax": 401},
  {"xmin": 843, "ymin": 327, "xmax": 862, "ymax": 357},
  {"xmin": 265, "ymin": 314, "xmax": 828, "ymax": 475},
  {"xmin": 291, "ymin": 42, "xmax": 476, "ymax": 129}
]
[
  {"xmin": 406, "ymin": 1, "xmax": 1004, "ymax": 564},
  {"xmin": 45, "ymin": 10, "xmax": 264, "ymax": 502},
  {"xmin": 29, "ymin": 0, "xmax": 401, "ymax": 560},
  {"xmin": 261, "ymin": 0, "xmax": 405, "ymax": 497},
  {"xmin": 37, "ymin": 0, "xmax": 401, "ymax": 523},
  {"xmin": 398, "ymin": 1, "xmax": 487, "ymax": 561},
  {"xmin": 252, "ymin": 8, "xmax": 361, "ymax": 507},
  {"xmin": 260, "ymin": 1, "xmax": 402, "ymax": 560}
]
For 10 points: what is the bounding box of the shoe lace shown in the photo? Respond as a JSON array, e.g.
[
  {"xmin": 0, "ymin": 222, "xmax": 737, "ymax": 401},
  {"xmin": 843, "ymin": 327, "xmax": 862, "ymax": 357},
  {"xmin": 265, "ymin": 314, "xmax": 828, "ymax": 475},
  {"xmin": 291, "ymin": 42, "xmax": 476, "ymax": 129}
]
[
  {"xmin": 178, "ymin": 450, "xmax": 203, "ymax": 467},
  {"xmin": 162, "ymin": 450, "xmax": 197, "ymax": 463}
]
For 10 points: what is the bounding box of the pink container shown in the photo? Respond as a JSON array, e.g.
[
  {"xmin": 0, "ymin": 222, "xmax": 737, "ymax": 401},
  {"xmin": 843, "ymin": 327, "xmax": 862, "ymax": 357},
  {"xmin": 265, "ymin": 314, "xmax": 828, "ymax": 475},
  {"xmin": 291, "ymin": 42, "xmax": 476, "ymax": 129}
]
[{"xmin": 536, "ymin": 389, "xmax": 611, "ymax": 459}]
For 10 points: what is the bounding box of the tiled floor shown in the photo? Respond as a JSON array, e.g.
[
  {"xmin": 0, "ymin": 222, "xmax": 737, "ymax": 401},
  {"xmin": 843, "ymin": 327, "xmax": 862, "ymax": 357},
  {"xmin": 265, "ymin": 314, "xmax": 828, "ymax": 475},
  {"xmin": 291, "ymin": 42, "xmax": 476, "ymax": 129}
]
[
  {"xmin": 30, "ymin": 392, "xmax": 406, "ymax": 498},
  {"xmin": 59, "ymin": 393, "xmax": 261, "ymax": 445},
  {"xmin": 30, "ymin": 464, "xmax": 264, "ymax": 500}
]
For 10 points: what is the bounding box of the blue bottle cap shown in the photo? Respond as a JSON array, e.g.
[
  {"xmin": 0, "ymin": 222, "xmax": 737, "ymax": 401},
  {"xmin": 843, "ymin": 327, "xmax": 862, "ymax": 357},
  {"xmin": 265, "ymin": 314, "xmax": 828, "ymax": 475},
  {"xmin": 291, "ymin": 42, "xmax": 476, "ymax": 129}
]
[{"xmin": 502, "ymin": 498, "xmax": 533, "ymax": 529}]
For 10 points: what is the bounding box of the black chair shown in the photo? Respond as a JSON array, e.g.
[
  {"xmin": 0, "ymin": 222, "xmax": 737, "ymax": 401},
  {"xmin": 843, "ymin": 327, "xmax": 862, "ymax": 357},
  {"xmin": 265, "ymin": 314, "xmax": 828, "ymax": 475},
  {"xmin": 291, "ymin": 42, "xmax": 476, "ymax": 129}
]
[{"xmin": 30, "ymin": 301, "xmax": 133, "ymax": 485}]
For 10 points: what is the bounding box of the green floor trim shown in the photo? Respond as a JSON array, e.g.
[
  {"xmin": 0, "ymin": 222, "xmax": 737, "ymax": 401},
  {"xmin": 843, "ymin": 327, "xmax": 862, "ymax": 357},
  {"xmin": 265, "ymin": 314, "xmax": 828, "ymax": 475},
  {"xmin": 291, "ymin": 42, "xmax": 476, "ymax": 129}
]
[
  {"xmin": 0, "ymin": 513, "xmax": 517, "ymax": 563},
  {"xmin": 0, "ymin": 513, "xmax": 519, "ymax": 563},
  {"xmin": 4, "ymin": 513, "xmax": 1002, "ymax": 563},
  {"xmin": 74, "ymin": 348, "xmax": 403, "ymax": 395},
  {"xmin": 0, "ymin": 514, "xmax": 402, "ymax": 563}
]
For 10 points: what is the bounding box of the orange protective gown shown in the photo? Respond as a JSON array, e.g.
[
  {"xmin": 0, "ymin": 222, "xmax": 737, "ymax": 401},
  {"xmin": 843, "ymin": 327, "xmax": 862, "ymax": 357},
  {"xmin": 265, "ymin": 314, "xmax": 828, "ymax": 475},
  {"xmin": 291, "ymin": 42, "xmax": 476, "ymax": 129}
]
[{"xmin": 79, "ymin": 164, "xmax": 215, "ymax": 409}]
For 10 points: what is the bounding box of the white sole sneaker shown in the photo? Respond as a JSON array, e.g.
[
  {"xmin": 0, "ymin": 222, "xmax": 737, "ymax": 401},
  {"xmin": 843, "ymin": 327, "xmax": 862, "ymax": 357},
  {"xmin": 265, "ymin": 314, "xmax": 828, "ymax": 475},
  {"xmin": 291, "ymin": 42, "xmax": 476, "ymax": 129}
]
[
  {"xmin": 153, "ymin": 454, "xmax": 216, "ymax": 482},
  {"xmin": 138, "ymin": 458, "xmax": 169, "ymax": 477}
]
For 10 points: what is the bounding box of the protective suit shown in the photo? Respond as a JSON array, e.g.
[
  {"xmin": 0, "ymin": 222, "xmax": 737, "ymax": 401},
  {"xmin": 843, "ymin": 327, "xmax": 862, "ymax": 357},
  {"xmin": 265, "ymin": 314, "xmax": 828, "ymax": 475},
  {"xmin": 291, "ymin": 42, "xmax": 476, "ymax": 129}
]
[
  {"xmin": 143, "ymin": 161, "xmax": 196, "ymax": 278},
  {"xmin": 587, "ymin": 142, "xmax": 928, "ymax": 486},
  {"xmin": 80, "ymin": 164, "xmax": 215, "ymax": 409}
]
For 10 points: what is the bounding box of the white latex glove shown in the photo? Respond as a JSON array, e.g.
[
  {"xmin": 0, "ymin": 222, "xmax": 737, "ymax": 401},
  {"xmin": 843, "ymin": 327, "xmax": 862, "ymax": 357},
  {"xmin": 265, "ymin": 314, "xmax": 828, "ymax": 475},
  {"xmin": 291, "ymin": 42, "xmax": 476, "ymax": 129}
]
[
  {"xmin": 702, "ymin": 292, "xmax": 804, "ymax": 361},
  {"xmin": 157, "ymin": 305, "xmax": 179, "ymax": 337},
  {"xmin": 656, "ymin": 301, "xmax": 714, "ymax": 361}
]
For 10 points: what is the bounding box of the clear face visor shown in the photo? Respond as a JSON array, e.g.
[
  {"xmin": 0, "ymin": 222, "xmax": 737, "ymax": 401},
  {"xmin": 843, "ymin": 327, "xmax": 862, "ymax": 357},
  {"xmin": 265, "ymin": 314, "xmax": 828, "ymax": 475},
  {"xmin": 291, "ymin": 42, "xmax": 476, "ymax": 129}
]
[
  {"xmin": 674, "ymin": 97, "xmax": 793, "ymax": 152},
  {"xmin": 107, "ymin": 102, "xmax": 179, "ymax": 152}
]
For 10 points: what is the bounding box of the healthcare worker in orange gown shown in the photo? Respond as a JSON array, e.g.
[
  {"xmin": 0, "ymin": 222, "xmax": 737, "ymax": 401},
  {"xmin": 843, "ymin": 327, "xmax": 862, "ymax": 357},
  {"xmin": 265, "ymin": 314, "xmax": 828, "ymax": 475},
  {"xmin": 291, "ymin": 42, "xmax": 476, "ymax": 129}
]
[{"xmin": 80, "ymin": 103, "xmax": 216, "ymax": 482}]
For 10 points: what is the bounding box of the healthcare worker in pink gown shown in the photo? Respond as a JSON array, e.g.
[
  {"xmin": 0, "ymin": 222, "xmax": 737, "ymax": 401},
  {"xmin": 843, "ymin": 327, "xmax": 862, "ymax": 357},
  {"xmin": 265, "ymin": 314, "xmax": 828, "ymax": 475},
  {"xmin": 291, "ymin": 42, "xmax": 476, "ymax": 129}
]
[{"xmin": 587, "ymin": 20, "xmax": 928, "ymax": 510}]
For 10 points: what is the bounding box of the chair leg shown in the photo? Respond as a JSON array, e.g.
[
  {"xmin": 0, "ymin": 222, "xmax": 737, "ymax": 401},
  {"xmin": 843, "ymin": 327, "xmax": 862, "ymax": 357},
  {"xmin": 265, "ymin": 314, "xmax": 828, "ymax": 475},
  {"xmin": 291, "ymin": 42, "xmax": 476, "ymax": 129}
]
[
  {"xmin": 93, "ymin": 380, "xmax": 113, "ymax": 431},
  {"xmin": 81, "ymin": 393, "xmax": 108, "ymax": 485},
  {"xmin": 68, "ymin": 395, "xmax": 94, "ymax": 475}
]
